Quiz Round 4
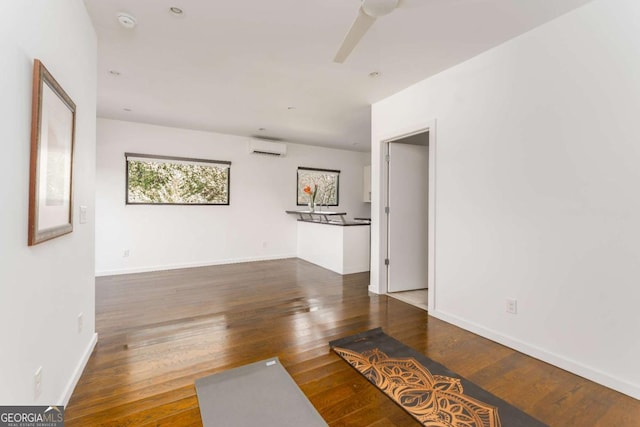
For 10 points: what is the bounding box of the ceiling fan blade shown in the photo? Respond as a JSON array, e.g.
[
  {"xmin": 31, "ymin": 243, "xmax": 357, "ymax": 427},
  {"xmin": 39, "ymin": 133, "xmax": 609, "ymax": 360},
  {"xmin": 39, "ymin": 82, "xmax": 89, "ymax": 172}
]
[{"xmin": 333, "ymin": 8, "xmax": 376, "ymax": 63}]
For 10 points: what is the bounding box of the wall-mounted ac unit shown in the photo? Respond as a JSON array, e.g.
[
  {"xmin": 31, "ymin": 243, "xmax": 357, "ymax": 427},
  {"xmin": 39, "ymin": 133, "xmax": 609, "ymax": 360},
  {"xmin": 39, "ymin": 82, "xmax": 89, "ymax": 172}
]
[{"xmin": 248, "ymin": 139, "xmax": 287, "ymax": 157}]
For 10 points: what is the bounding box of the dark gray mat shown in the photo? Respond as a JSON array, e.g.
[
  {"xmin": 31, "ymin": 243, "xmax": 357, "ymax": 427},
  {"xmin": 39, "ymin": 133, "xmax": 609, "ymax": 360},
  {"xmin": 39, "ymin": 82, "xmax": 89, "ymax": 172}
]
[{"xmin": 195, "ymin": 357, "xmax": 328, "ymax": 427}]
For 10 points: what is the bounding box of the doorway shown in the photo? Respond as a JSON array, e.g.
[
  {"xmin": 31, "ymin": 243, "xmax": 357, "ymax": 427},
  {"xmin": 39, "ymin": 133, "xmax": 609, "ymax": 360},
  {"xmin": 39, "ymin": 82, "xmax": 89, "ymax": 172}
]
[{"xmin": 386, "ymin": 131, "xmax": 429, "ymax": 309}]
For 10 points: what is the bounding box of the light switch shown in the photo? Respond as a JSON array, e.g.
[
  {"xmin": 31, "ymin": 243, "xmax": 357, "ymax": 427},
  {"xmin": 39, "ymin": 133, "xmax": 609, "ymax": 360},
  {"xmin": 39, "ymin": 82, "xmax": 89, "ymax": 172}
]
[{"xmin": 79, "ymin": 205, "xmax": 88, "ymax": 224}]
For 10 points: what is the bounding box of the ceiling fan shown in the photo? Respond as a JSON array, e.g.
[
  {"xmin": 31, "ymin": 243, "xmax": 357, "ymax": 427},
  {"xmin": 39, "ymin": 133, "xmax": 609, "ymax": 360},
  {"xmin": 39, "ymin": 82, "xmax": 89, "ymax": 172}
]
[{"xmin": 333, "ymin": 0, "xmax": 399, "ymax": 63}]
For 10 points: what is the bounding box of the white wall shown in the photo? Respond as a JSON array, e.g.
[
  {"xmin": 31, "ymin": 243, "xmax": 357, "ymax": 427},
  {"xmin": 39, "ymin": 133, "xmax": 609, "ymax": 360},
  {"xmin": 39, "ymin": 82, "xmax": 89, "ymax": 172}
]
[
  {"xmin": 371, "ymin": 0, "xmax": 640, "ymax": 399},
  {"xmin": 0, "ymin": 1, "xmax": 96, "ymax": 405},
  {"xmin": 96, "ymin": 119, "xmax": 370, "ymax": 275}
]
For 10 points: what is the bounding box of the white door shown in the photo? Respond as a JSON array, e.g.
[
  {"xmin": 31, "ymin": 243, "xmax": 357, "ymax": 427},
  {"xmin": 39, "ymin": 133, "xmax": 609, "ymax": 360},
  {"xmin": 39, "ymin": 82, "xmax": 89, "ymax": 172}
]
[{"xmin": 387, "ymin": 141, "xmax": 428, "ymax": 292}]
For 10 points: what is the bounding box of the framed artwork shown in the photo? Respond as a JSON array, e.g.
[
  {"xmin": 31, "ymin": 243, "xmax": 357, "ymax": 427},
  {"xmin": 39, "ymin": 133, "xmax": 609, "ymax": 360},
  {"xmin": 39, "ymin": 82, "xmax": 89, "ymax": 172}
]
[
  {"xmin": 296, "ymin": 167, "xmax": 340, "ymax": 206},
  {"xmin": 125, "ymin": 153, "xmax": 231, "ymax": 205},
  {"xmin": 28, "ymin": 59, "xmax": 76, "ymax": 246}
]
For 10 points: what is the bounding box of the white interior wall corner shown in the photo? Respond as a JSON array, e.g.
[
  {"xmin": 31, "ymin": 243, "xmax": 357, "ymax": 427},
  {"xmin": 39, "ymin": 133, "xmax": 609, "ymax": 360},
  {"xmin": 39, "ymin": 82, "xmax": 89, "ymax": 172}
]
[
  {"xmin": 371, "ymin": 0, "xmax": 640, "ymax": 399},
  {"xmin": 0, "ymin": 0, "xmax": 97, "ymax": 404}
]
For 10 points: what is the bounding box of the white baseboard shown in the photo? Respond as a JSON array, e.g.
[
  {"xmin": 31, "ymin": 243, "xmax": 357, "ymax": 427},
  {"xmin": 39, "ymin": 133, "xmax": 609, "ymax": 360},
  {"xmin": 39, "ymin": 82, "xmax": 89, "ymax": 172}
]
[
  {"xmin": 429, "ymin": 309, "xmax": 640, "ymax": 400},
  {"xmin": 95, "ymin": 254, "xmax": 297, "ymax": 277},
  {"xmin": 59, "ymin": 332, "xmax": 98, "ymax": 406}
]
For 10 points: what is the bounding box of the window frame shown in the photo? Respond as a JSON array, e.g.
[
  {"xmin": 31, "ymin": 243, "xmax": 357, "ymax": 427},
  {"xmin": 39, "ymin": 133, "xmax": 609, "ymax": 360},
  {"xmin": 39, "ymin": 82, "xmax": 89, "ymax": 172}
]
[
  {"xmin": 125, "ymin": 152, "xmax": 231, "ymax": 206},
  {"xmin": 296, "ymin": 166, "xmax": 340, "ymax": 207}
]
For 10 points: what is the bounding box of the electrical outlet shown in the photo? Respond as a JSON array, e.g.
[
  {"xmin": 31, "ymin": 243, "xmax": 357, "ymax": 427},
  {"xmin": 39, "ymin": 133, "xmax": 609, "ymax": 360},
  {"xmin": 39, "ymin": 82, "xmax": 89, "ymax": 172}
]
[
  {"xmin": 262, "ymin": 241, "xmax": 268, "ymax": 249},
  {"xmin": 78, "ymin": 313, "xmax": 83, "ymax": 333},
  {"xmin": 34, "ymin": 366, "xmax": 42, "ymax": 399},
  {"xmin": 506, "ymin": 298, "xmax": 518, "ymax": 314},
  {"xmin": 123, "ymin": 249, "xmax": 130, "ymax": 257}
]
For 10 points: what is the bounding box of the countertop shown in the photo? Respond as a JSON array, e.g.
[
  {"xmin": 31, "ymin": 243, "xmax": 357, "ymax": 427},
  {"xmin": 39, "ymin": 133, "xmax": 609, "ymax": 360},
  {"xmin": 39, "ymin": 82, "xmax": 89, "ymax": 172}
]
[{"xmin": 296, "ymin": 219, "xmax": 370, "ymax": 227}]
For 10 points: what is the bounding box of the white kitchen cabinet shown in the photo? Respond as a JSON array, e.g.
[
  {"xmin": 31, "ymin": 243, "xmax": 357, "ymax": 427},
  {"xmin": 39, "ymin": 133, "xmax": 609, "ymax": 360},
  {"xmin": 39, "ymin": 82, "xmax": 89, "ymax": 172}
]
[{"xmin": 363, "ymin": 165, "xmax": 371, "ymax": 202}]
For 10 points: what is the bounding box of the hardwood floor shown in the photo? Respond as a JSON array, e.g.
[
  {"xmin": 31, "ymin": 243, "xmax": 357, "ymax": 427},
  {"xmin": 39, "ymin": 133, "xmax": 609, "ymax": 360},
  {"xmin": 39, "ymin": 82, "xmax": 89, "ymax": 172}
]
[{"xmin": 66, "ymin": 259, "xmax": 639, "ymax": 426}]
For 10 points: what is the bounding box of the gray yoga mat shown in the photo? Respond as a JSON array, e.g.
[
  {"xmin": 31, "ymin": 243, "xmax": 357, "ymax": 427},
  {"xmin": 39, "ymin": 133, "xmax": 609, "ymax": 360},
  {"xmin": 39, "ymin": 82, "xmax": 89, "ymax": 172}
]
[{"xmin": 195, "ymin": 357, "xmax": 328, "ymax": 427}]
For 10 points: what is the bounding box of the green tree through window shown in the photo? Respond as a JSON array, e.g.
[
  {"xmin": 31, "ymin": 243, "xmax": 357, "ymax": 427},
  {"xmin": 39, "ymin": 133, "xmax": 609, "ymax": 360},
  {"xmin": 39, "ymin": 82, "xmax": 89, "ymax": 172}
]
[{"xmin": 125, "ymin": 153, "xmax": 230, "ymax": 205}]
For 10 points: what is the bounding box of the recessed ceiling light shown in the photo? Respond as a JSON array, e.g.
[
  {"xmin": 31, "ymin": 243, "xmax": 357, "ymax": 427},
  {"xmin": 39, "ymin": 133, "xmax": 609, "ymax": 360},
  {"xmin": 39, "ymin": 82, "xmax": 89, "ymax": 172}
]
[
  {"xmin": 117, "ymin": 12, "xmax": 137, "ymax": 29},
  {"xmin": 109, "ymin": 70, "xmax": 121, "ymax": 76},
  {"xmin": 123, "ymin": 108, "xmax": 132, "ymax": 112},
  {"xmin": 169, "ymin": 7, "xmax": 183, "ymax": 15},
  {"xmin": 369, "ymin": 71, "xmax": 381, "ymax": 78}
]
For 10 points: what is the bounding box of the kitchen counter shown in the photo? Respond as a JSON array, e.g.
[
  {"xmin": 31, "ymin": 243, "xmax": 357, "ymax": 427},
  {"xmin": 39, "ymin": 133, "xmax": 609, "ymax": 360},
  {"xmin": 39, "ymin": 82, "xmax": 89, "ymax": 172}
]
[
  {"xmin": 296, "ymin": 219, "xmax": 369, "ymax": 226},
  {"xmin": 285, "ymin": 209, "xmax": 347, "ymax": 222},
  {"xmin": 286, "ymin": 210, "xmax": 370, "ymax": 274}
]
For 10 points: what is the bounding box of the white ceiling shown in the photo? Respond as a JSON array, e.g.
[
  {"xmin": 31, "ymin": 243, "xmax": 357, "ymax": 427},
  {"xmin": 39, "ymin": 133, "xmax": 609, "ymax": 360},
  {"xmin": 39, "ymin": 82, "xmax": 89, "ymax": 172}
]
[{"xmin": 84, "ymin": 0, "xmax": 593, "ymax": 152}]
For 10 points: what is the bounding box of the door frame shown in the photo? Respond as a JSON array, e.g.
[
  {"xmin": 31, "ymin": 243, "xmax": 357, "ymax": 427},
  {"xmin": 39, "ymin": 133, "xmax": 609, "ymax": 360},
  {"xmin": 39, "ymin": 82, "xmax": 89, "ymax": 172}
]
[
  {"xmin": 386, "ymin": 137, "xmax": 429, "ymax": 293},
  {"xmin": 378, "ymin": 120, "xmax": 437, "ymax": 311}
]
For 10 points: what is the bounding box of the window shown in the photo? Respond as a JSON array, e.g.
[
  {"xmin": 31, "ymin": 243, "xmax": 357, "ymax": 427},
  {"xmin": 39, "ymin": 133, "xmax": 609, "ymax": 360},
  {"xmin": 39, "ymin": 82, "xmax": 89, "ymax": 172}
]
[
  {"xmin": 125, "ymin": 153, "xmax": 230, "ymax": 205},
  {"xmin": 296, "ymin": 167, "xmax": 340, "ymax": 206}
]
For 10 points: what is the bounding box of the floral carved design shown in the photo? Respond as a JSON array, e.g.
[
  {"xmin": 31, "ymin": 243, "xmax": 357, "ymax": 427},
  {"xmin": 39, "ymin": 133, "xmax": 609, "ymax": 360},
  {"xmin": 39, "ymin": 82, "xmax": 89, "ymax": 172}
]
[{"xmin": 333, "ymin": 347, "xmax": 501, "ymax": 427}]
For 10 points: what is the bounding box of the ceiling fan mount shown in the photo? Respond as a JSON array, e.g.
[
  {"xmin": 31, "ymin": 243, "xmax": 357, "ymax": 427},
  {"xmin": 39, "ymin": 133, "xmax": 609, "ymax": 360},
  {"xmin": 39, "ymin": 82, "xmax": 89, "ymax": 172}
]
[
  {"xmin": 333, "ymin": 0, "xmax": 399, "ymax": 63},
  {"xmin": 362, "ymin": 0, "xmax": 398, "ymax": 18}
]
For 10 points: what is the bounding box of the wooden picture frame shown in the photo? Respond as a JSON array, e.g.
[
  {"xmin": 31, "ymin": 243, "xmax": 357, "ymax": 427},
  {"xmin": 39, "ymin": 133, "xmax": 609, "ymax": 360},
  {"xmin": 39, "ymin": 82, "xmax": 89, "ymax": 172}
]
[{"xmin": 28, "ymin": 59, "xmax": 76, "ymax": 246}]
